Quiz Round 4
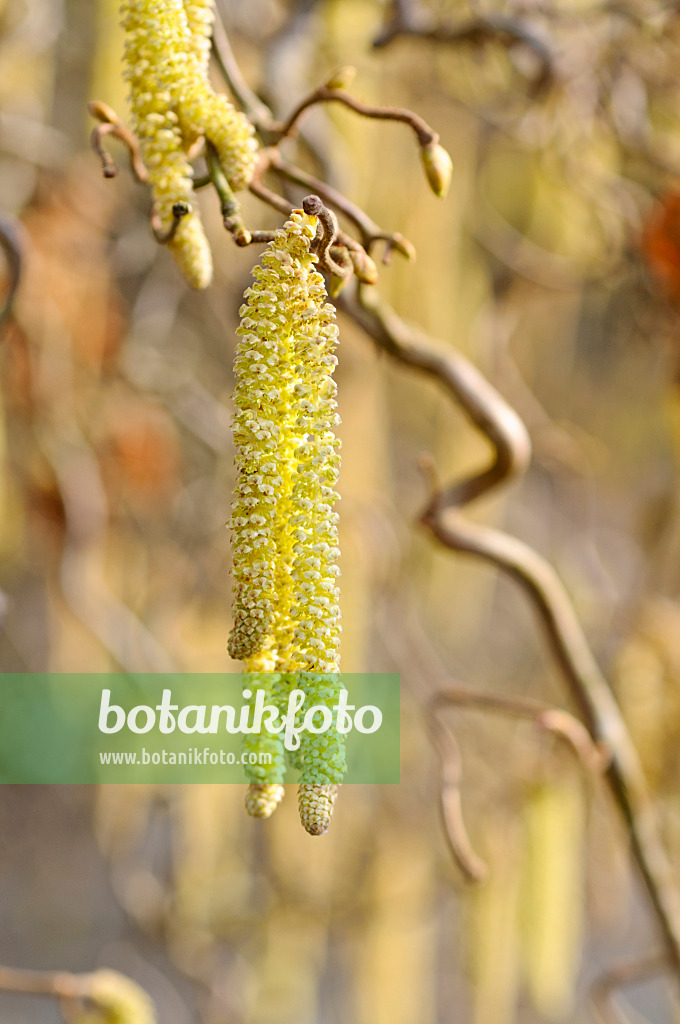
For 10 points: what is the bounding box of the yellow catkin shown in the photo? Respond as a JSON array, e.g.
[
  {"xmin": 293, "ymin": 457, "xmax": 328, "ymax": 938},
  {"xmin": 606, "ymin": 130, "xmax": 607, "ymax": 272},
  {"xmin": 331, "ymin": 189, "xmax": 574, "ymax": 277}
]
[
  {"xmin": 242, "ymin": 645, "xmax": 286, "ymax": 817},
  {"xmin": 228, "ymin": 211, "xmax": 340, "ymax": 662},
  {"xmin": 229, "ymin": 210, "xmax": 344, "ymax": 833},
  {"xmin": 120, "ymin": 0, "xmax": 258, "ymax": 288}
]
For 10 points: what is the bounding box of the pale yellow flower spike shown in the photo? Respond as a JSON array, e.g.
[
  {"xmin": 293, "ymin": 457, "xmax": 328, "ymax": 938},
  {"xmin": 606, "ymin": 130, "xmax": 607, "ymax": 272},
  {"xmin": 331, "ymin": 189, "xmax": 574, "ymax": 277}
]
[
  {"xmin": 228, "ymin": 211, "xmax": 321, "ymax": 661},
  {"xmin": 179, "ymin": 0, "xmax": 259, "ymax": 190},
  {"xmin": 243, "ymin": 645, "xmax": 286, "ymax": 818},
  {"xmin": 182, "ymin": 0, "xmax": 213, "ymax": 68},
  {"xmin": 121, "ymin": 0, "xmax": 258, "ymax": 289},
  {"xmin": 121, "ymin": 0, "xmax": 213, "ymax": 288},
  {"xmin": 230, "ymin": 209, "xmax": 344, "ymax": 835}
]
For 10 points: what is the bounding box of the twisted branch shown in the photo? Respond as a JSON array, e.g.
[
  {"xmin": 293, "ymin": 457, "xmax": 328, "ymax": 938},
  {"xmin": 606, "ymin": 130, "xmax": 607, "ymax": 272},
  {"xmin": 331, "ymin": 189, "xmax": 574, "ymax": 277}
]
[
  {"xmin": 373, "ymin": 2, "xmax": 554, "ymax": 95},
  {"xmin": 272, "ymin": 85, "xmax": 439, "ymax": 147},
  {"xmin": 0, "ymin": 966, "xmax": 79, "ymax": 999},
  {"xmin": 429, "ymin": 685, "xmax": 608, "ymax": 883},
  {"xmin": 344, "ymin": 283, "xmax": 680, "ymax": 978}
]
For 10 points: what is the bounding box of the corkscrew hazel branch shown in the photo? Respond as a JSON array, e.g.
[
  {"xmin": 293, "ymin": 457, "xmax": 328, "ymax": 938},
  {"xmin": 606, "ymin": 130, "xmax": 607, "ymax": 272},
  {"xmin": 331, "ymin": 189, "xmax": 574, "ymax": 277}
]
[
  {"xmin": 151, "ymin": 200, "xmax": 191, "ymax": 244},
  {"xmin": 271, "ymin": 78, "xmax": 453, "ymax": 199},
  {"xmin": 372, "ymin": 0, "xmax": 555, "ymax": 96},
  {"xmin": 302, "ymin": 195, "xmax": 351, "ymax": 281},
  {"xmin": 428, "ymin": 685, "xmax": 609, "ymax": 883},
  {"xmin": 343, "ymin": 282, "xmax": 680, "ymax": 978},
  {"xmin": 88, "ymin": 101, "xmax": 148, "ymax": 183},
  {"xmin": 274, "ymin": 83, "xmax": 437, "ymax": 148},
  {"xmin": 267, "ymin": 149, "xmax": 415, "ymax": 260}
]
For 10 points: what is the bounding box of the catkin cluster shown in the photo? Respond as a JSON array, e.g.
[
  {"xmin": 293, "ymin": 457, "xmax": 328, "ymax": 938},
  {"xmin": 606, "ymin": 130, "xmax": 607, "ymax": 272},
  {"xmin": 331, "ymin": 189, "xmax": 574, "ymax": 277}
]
[
  {"xmin": 121, "ymin": 0, "xmax": 258, "ymax": 288},
  {"xmin": 229, "ymin": 209, "xmax": 345, "ymax": 834}
]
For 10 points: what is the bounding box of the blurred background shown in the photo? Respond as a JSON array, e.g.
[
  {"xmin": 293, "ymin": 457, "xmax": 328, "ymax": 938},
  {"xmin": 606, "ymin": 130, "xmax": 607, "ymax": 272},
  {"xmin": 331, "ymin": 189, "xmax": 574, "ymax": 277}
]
[{"xmin": 1, "ymin": 0, "xmax": 680, "ymax": 1020}]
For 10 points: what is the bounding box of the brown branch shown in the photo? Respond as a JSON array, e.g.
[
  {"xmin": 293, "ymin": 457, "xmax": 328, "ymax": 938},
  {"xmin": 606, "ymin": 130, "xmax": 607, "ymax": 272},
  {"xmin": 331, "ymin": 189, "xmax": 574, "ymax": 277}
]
[
  {"xmin": 373, "ymin": 2, "xmax": 554, "ymax": 95},
  {"xmin": 151, "ymin": 201, "xmax": 191, "ymax": 244},
  {"xmin": 249, "ymin": 155, "xmax": 382, "ymax": 281},
  {"xmin": 267, "ymin": 149, "xmax": 415, "ymax": 260},
  {"xmin": 272, "ymin": 85, "xmax": 438, "ymax": 148},
  {"xmin": 0, "ymin": 966, "xmax": 81, "ymax": 1002},
  {"xmin": 302, "ymin": 194, "xmax": 350, "ymax": 279},
  {"xmin": 88, "ymin": 102, "xmax": 147, "ymax": 184},
  {"xmin": 210, "ymin": 12, "xmax": 274, "ymax": 132},
  {"xmin": 343, "ymin": 283, "xmax": 680, "ymax": 979},
  {"xmin": 428, "ymin": 685, "xmax": 608, "ymax": 883},
  {"xmin": 428, "ymin": 708, "xmax": 489, "ymax": 883}
]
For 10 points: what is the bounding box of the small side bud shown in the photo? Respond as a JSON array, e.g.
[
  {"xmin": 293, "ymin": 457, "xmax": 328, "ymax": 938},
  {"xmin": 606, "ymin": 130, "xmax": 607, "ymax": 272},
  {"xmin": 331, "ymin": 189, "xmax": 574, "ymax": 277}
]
[
  {"xmin": 349, "ymin": 248, "xmax": 379, "ymax": 285},
  {"xmin": 421, "ymin": 140, "xmax": 453, "ymax": 199},
  {"xmin": 325, "ymin": 66, "xmax": 356, "ymax": 91},
  {"xmin": 72, "ymin": 970, "xmax": 156, "ymax": 1024},
  {"xmin": 328, "ymin": 274, "xmax": 350, "ymax": 298}
]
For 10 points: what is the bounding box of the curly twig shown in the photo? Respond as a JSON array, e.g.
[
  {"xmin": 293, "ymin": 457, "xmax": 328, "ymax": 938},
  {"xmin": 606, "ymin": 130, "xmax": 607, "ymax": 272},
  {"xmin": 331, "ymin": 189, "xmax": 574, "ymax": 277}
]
[
  {"xmin": 429, "ymin": 686, "xmax": 608, "ymax": 883},
  {"xmin": 344, "ymin": 283, "xmax": 680, "ymax": 978},
  {"xmin": 88, "ymin": 101, "xmax": 147, "ymax": 183},
  {"xmin": 268, "ymin": 149, "xmax": 415, "ymax": 260},
  {"xmin": 0, "ymin": 966, "xmax": 76, "ymax": 998},
  {"xmin": 151, "ymin": 201, "xmax": 191, "ymax": 244},
  {"xmin": 272, "ymin": 85, "xmax": 439, "ymax": 148},
  {"xmin": 373, "ymin": 2, "xmax": 554, "ymax": 95}
]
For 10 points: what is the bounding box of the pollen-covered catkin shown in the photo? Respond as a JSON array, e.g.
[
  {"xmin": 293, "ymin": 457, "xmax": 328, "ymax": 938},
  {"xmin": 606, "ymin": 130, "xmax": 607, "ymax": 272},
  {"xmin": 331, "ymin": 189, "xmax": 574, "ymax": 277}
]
[
  {"xmin": 229, "ymin": 210, "xmax": 345, "ymax": 833},
  {"xmin": 121, "ymin": 0, "xmax": 213, "ymax": 288},
  {"xmin": 241, "ymin": 646, "xmax": 286, "ymax": 817},
  {"xmin": 228, "ymin": 211, "xmax": 324, "ymax": 661},
  {"xmin": 120, "ymin": 0, "xmax": 258, "ymax": 288}
]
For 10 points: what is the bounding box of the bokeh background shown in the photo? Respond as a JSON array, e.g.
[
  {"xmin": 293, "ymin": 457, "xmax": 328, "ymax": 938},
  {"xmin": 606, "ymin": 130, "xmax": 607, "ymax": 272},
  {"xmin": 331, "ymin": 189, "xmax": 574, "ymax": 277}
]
[{"xmin": 1, "ymin": 0, "xmax": 680, "ymax": 1021}]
